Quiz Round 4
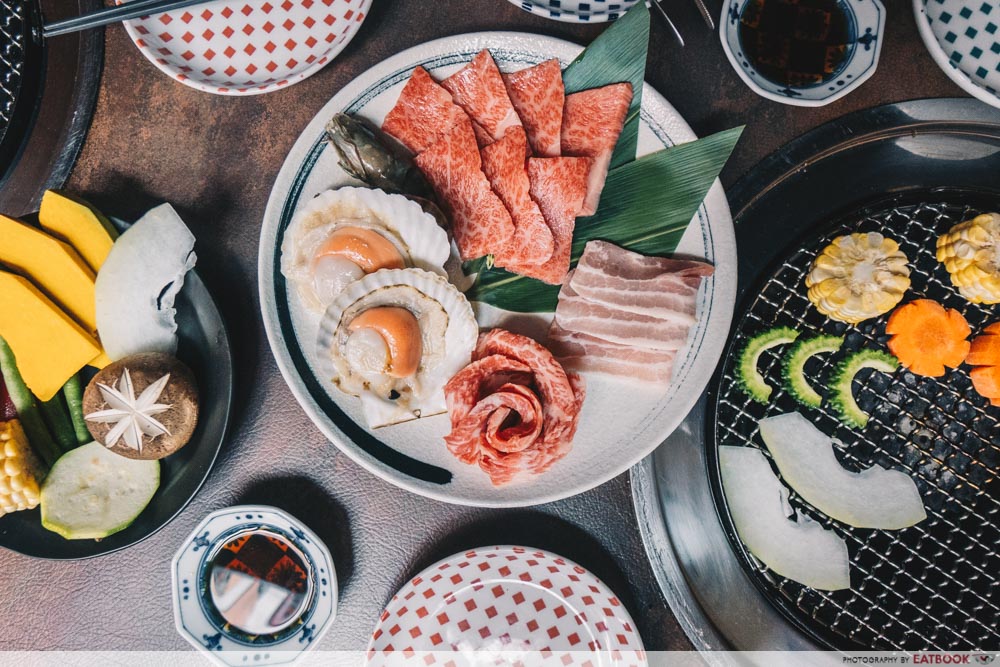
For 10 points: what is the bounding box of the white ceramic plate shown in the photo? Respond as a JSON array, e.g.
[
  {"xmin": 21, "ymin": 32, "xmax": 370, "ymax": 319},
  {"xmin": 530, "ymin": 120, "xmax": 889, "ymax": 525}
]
[
  {"xmin": 507, "ymin": 0, "xmax": 639, "ymax": 23},
  {"xmin": 258, "ymin": 32, "xmax": 737, "ymax": 507},
  {"xmin": 367, "ymin": 546, "xmax": 644, "ymax": 663},
  {"xmin": 914, "ymin": 0, "xmax": 1000, "ymax": 110},
  {"xmin": 119, "ymin": 0, "xmax": 371, "ymax": 96}
]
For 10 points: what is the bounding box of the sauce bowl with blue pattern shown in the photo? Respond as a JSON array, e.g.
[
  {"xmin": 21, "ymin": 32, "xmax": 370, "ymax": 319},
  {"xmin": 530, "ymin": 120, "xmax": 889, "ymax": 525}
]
[{"xmin": 719, "ymin": 0, "xmax": 886, "ymax": 107}]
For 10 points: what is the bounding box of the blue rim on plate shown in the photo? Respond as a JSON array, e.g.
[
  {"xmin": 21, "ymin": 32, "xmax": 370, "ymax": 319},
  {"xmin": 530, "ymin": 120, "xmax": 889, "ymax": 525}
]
[
  {"xmin": 172, "ymin": 505, "xmax": 337, "ymax": 667},
  {"xmin": 719, "ymin": 0, "xmax": 886, "ymax": 107},
  {"xmin": 914, "ymin": 0, "xmax": 1000, "ymax": 110},
  {"xmin": 507, "ymin": 0, "xmax": 639, "ymax": 23}
]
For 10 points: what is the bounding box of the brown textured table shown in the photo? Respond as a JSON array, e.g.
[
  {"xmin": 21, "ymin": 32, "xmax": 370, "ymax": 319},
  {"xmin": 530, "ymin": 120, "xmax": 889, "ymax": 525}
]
[{"xmin": 0, "ymin": 0, "xmax": 967, "ymax": 652}]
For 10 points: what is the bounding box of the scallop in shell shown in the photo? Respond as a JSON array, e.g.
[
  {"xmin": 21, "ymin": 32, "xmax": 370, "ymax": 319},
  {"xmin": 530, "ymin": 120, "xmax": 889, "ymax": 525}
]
[
  {"xmin": 317, "ymin": 267, "xmax": 477, "ymax": 428},
  {"xmin": 281, "ymin": 187, "xmax": 450, "ymax": 312}
]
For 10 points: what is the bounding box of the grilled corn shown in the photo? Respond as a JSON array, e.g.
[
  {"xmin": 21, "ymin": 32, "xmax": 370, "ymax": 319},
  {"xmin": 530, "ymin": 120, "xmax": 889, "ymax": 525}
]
[
  {"xmin": 0, "ymin": 420, "xmax": 43, "ymax": 516},
  {"xmin": 936, "ymin": 213, "xmax": 1000, "ymax": 304},
  {"xmin": 806, "ymin": 232, "xmax": 911, "ymax": 324}
]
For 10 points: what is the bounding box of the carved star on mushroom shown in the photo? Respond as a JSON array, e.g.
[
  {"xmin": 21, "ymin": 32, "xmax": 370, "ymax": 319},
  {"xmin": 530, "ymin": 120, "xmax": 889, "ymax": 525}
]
[{"xmin": 84, "ymin": 368, "xmax": 172, "ymax": 453}]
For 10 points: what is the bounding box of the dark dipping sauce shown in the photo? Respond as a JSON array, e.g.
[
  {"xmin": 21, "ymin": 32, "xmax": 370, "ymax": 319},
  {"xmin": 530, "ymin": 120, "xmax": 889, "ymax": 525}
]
[{"xmin": 739, "ymin": 0, "xmax": 855, "ymax": 87}]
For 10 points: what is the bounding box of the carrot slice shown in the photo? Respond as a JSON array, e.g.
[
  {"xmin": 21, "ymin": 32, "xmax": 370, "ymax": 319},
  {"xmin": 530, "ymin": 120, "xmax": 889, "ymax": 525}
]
[
  {"xmin": 985, "ymin": 322, "xmax": 1000, "ymax": 336},
  {"xmin": 967, "ymin": 333, "xmax": 1000, "ymax": 366},
  {"xmin": 886, "ymin": 299, "xmax": 971, "ymax": 377},
  {"xmin": 971, "ymin": 366, "xmax": 1000, "ymax": 399}
]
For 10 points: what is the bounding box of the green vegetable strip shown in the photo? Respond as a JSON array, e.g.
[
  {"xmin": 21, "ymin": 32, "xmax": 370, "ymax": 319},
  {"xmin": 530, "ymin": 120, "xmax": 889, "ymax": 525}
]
[
  {"xmin": 62, "ymin": 374, "xmax": 91, "ymax": 445},
  {"xmin": 562, "ymin": 1, "xmax": 649, "ymax": 170},
  {"xmin": 465, "ymin": 126, "xmax": 745, "ymax": 312},
  {"xmin": 0, "ymin": 337, "xmax": 60, "ymax": 468},
  {"xmin": 40, "ymin": 392, "xmax": 78, "ymax": 453}
]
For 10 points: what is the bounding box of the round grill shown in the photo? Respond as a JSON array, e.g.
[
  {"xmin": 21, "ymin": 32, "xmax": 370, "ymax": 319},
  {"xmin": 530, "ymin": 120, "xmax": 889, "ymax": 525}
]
[
  {"xmin": 710, "ymin": 194, "xmax": 1000, "ymax": 651},
  {"xmin": 0, "ymin": 0, "xmax": 27, "ymax": 133}
]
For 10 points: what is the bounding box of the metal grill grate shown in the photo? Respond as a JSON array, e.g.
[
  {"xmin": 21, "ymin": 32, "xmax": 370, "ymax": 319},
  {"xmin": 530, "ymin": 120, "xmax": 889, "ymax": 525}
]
[
  {"xmin": 713, "ymin": 199, "xmax": 1000, "ymax": 651},
  {"xmin": 0, "ymin": 0, "xmax": 25, "ymax": 136}
]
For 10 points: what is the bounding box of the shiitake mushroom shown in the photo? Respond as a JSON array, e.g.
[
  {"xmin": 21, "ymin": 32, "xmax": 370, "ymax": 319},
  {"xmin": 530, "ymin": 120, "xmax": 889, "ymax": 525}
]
[{"xmin": 82, "ymin": 352, "xmax": 199, "ymax": 460}]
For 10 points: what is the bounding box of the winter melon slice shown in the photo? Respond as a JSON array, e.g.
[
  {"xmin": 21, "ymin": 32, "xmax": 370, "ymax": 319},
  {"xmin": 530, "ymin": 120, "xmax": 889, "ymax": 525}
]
[
  {"xmin": 720, "ymin": 445, "xmax": 851, "ymax": 590},
  {"xmin": 758, "ymin": 412, "xmax": 926, "ymax": 529}
]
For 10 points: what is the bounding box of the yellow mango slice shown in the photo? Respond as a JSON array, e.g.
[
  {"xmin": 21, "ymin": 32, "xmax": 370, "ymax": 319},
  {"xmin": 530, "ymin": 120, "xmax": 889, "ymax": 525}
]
[
  {"xmin": 0, "ymin": 215, "xmax": 97, "ymax": 333},
  {"xmin": 0, "ymin": 273, "xmax": 101, "ymax": 401},
  {"xmin": 38, "ymin": 191, "xmax": 117, "ymax": 273}
]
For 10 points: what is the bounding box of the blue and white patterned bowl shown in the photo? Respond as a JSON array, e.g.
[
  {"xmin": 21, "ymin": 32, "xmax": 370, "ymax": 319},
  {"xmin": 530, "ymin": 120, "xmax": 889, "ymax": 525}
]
[
  {"xmin": 719, "ymin": 0, "xmax": 886, "ymax": 107},
  {"xmin": 915, "ymin": 0, "xmax": 1000, "ymax": 109},
  {"xmin": 507, "ymin": 0, "xmax": 638, "ymax": 22},
  {"xmin": 171, "ymin": 506, "xmax": 337, "ymax": 667}
]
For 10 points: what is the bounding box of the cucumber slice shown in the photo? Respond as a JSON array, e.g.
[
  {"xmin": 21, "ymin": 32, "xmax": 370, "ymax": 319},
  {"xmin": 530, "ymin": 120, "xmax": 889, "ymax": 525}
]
[
  {"xmin": 40, "ymin": 442, "xmax": 159, "ymax": 540},
  {"xmin": 782, "ymin": 335, "xmax": 845, "ymax": 408},
  {"xmin": 828, "ymin": 350, "xmax": 899, "ymax": 429},
  {"xmin": 736, "ymin": 327, "xmax": 800, "ymax": 403}
]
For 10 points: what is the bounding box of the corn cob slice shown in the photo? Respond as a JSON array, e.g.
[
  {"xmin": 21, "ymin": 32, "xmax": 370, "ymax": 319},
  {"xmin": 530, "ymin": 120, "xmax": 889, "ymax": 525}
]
[
  {"xmin": 0, "ymin": 419, "xmax": 43, "ymax": 516},
  {"xmin": 805, "ymin": 232, "xmax": 910, "ymax": 324},
  {"xmin": 936, "ymin": 213, "xmax": 1000, "ymax": 304}
]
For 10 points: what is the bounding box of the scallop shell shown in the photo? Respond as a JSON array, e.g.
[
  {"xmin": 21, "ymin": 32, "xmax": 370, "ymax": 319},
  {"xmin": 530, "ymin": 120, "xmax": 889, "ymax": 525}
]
[
  {"xmin": 281, "ymin": 187, "xmax": 451, "ymax": 311},
  {"xmin": 317, "ymin": 267, "xmax": 478, "ymax": 428}
]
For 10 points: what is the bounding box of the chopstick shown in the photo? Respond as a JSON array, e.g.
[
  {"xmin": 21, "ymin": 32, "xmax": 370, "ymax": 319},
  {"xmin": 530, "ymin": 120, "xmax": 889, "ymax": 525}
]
[
  {"xmin": 42, "ymin": 0, "xmax": 220, "ymax": 38},
  {"xmin": 690, "ymin": 0, "xmax": 715, "ymax": 29},
  {"xmin": 646, "ymin": 1, "xmax": 685, "ymax": 47}
]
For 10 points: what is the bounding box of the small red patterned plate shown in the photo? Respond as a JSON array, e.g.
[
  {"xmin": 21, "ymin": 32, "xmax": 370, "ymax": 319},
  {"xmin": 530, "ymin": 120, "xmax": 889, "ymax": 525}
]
[
  {"xmin": 117, "ymin": 0, "xmax": 371, "ymax": 95},
  {"xmin": 367, "ymin": 546, "xmax": 645, "ymax": 665}
]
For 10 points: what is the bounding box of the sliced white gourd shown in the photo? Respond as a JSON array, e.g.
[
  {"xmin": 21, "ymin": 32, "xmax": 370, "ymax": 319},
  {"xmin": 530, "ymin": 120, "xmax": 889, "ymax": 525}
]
[
  {"xmin": 95, "ymin": 204, "xmax": 197, "ymax": 361},
  {"xmin": 719, "ymin": 446, "xmax": 851, "ymax": 591},
  {"xmin": 40, "ymin": 441, "xmax": 160, "ymax": 540},
  {"xmin": 758, "ymin": 412, "xmax": 926, "ymax": 530}
]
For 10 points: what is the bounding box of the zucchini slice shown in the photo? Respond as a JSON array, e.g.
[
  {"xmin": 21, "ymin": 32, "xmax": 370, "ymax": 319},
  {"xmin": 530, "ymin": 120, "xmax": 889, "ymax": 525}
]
[
  {"xmin": 828, "ymin": 350, "xmax": 899, "ymax": 429},
  {"xmin": 41, "ymin": 442, "xmax": 159, "ymax": 540},
  {"xmin": 782, "ymin": 335, "xmax": 845, "ymax": 408},
  {"xmin": 736, "ymin": 327, "xmax": 800, "ymax": 403}
]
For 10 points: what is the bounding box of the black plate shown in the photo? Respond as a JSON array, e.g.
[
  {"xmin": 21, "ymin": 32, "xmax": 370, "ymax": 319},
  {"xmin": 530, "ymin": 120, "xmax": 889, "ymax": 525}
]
[
  {"xmin": 704, "ymin": 98, "xmax": 1000, "ymax": 651},
  {"xmin": 0, "ymin": 246, "xmax": 232, "ymax": 559}
]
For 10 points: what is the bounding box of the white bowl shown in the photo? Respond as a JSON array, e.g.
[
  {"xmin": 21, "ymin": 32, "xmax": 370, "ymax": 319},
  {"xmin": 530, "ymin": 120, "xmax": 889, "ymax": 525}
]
[
  {"xmin": 719, "ymin": 0, "xmax": 886, "ymax": 107},
  {"xmin": 914, "ymin": 0, "xmax": 1000, "ymax": 110}
]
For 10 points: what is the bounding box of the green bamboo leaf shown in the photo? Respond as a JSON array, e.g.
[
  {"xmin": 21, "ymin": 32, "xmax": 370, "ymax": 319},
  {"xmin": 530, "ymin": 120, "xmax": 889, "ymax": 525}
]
[
  {"xmin": 466, "ymin": 126, "xmax": 745, "ymax": 313},
  {"xmin": 562, "ymin": 2, "xmax": 649, "ymax": 170}
]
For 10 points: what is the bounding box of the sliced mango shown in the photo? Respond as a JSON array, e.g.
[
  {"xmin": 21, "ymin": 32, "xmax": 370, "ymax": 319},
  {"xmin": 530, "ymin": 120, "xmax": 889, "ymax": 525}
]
[
  {"xmin": 38, "ymin": 191, "xmax": 117, "ymax": 273},
  {"xmin": 0, "ymin": 214, "xmax": 97, "ymax": 333},
  {"xmin": 0, "ymin": 272, "xmax": 101, "ymax": 401}
]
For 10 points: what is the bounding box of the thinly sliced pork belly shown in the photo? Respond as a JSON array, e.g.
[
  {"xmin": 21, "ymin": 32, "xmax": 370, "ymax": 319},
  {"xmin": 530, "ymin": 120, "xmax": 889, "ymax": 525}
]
[
  {"xmin": 502, "ymin": 59, "xmax": 564, "ymax": 157},
  {"xmin": 382, "ymin": 66, "xmax": 468, "ymax": 154},
  {"xmin": 578, "ymin": 239, "xmax": 715, "ymax": 280},
  {"xmin": 480, "ymin": 126, "xmax": 554, "ymax": 266},
  {"xmin": 503, "ymin": 156, "xmax": 590, "ymax": 285},
  {"xmin": 441, "ymin": 50, "xmax": 522, "ymax": 144},
  {"xmin": 569, "ymin": 270, "xmax": 702, "ymax": 323},
  {"xmin": 561, "ymin": 83, "xmax": 633, "ymax": 216},
  {"xmin": 415, "ymin": 119, "xmax": 515, "ymax": 261},
  {"xmin": 554, "ymin": 281, "xmax": 693, "ymax": 351},
  {"xmin": 548, "ymin": 323, "xmax": 677, "ymax": 385},
  {"xmin": 570, "ymin": 240, "xmax": 714, "ymax": 321}
]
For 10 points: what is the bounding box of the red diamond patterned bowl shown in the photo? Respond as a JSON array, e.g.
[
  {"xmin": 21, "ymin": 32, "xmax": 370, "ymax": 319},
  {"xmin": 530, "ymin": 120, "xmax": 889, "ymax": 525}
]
[
  {"xmin": 367, "ymin": 546, "xmax": 645, "ymax": 665},
  {"xmin": 117, "ymin": 0, "xmax": 371, "ymax": 95}
]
